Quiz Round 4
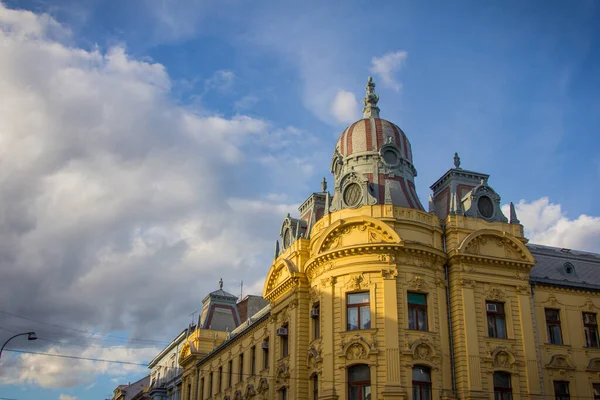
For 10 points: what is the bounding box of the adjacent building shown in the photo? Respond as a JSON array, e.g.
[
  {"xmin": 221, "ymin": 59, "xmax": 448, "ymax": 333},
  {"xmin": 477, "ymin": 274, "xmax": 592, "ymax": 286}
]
[{"xmin": 173, "ymin": 77, "xmax": 600, "ymax": 400}]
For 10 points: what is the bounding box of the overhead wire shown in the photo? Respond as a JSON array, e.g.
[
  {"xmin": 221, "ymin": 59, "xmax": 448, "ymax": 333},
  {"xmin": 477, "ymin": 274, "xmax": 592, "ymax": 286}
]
[{"xmin": 0, "ymin": 309, "xmax": 171, "ymax": 345}]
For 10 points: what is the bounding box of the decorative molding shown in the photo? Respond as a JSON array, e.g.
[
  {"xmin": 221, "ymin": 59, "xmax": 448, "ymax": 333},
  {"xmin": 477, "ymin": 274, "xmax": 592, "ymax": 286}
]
[
  {"xmin": 345, "ymin": 343, "xmax": 368, "ymax": 360},
  {"xmin": 587, "ymin": 357, "xmax": 600, "ymax": 372},
  {"xmin": 320, "ymin": 276, "xmax": 337, "ymax": 288},
  {"xmin": 491, "ymin": 348, "xmax": 515, "ymax": 369},
  {"xmin": 459, "ymin": 278, "xmax": 476, "ymax": 288},
  {"xmin": 546, "ymin": 354, "xmax": 576, "ymax": 370},
  {"xmin": 485, "ymin": 287, "xmax": 506, "ymax": 301},
  {"xmin": 345, "ymin": 273, "xmax": 371, "ymax": 291},
  {"xmin": 381, "ymin": 268, "xmax": 399, "ymax": 280},
  {"xmin": 257, "ymin": 378, "xmax": 269, "ymax": 393},
  {"xmin": 407, "ymin": 274, "xmax": 428, "ymax": 291}
]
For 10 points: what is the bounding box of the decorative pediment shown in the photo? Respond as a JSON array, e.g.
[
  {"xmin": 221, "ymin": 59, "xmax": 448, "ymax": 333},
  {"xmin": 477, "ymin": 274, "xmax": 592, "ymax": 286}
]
[
  {"xmin": 491, "ymin": 347, "xmax": 516, "ymax": 369},
  {"xmin": 339, "ymin": 334, "xmax": 377, "ymax": 362},
  {"xmin": 179, "ymin": 342, "xmax": 191, "ymax": 361},
  {"xmin": 458, "ymin": 230, "xmax": 534, "ymax": 264},
  {"xmin": 409, "ymin": 339, "xmax": 437, "ymax": 361},
  {"xmin": 244, "ymin": 384, "xmax": 256, "ymax": 399},
  {"xmin": 407, "ymin": 274, "xmax": 428, "ymax": 291},
  {"xmin": 485, "ymin": 287, "xmax": 506, "ymax": 301},
  {"xmin": 262, "ymin": 259, "xmax": 300, "ymax": 301},
  {"xmin": 313, "ymin": 216, "xmax": 401, "ymax": 255},
  {"xmin": 546, "ymin": 354, "xmax": 575, "ymax": 370},
  {"xmin": 257, "ymin": 378, "xmax": 269, "ymax": 393},
  {"xmin": 275, "ymin": 361, "xmax": 290, "ymax": 383},
  {"xmin": 587, "ymin": 358, "xmax": 600, "ymax": 372},
  {"xmin": 307, "ymin": 345, "xmax": 322, "ymax": 366},
  {"xmin": 345, "ymin": 273, "xmax": 371, "ymax": 291}
]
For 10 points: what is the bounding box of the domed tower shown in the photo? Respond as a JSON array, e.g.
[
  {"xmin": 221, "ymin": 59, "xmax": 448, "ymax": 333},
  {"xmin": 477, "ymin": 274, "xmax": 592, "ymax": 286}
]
[{"xmin": 329, "ymin": 77, "xmax": 423, "ymax": 211}]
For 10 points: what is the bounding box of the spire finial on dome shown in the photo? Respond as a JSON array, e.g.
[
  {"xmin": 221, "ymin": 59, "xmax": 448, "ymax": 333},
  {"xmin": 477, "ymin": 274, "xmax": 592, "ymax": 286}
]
[
  {"xmin": 362, "ymin": 76, "xmax": 380, "ymax": 118},
  {"xmin": 219, "ymin": 278, "xmax": 223, "ymax": 290},
  {"xmin": 454, "ymin": 152, "xmax": 461, "ymax": 169}
]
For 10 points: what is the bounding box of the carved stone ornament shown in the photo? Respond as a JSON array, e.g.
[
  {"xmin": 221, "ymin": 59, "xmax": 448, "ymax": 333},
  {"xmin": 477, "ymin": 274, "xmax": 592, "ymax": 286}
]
[
  {"xmin": 309, "ymin": 286, "xmax": 320, "ymax": 303},
  {"xmin": 486, "ymin": 287, "xmax": 505, "ymax": 301},
  {"xmin": 308, "ymin": 345, "xmax": 322, "ymax": 365},
  {"xmin": 377, "ymin": 254, "xmax": 397, "ymax": 263},
  {"xmin": 244, "ymin": 384, "xmax": 256, "ymax": 399},
  {"xmin": 345, "ymin": 273, "xmax": 370, "ymax": 291},
  {"xmin": 546, "ymin": 354, "xmax": 575, "ymax": 370},
  {"xmin": 587, "ymin": 358, "xmax": 600, "ymax": 372},
  {"xmin": 460, "ymin": 278, "xmax": 476, "ymax": 288},
  {"xmin": 407, "ymin": 274, "xmax": 428, "ymax": 291},
  {"xmin": 346, "ymin": 343, "xmax": 368, "ymax": 361},
  {"xmin": 320, "ymin": 276, "xmax": 337, "ymax": 288},
  {"xmin": 234, "ymin": 390, "xmax": 242, "ymax": 400},
  {"xmin": 179, "ymin": 342, "xmax": 191, "ymax": 359},
  {"xmin": 546, "ymin": 294, "xmax": 561, "ymax": 307},
  {"xmin": 257, "ymin": 378, "xmax": 269, "ymax": 393},
  {"xmin": 413, "ymin": 343, "xmax": 433, "ymax": 361},
  {"xmin": 381, "ymin": 268, "xmax": 399, "ymax": 279},
  {"xmin": 276, "ymin": 361, "xmax": 290, "ymax": 382},
  {"xmin": 583, "ymin": 298, "xmax": 598, "ymax": 312}
]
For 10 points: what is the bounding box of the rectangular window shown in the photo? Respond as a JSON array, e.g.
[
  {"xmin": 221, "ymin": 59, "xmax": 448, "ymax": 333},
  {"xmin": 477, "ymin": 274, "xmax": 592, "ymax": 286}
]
[
  {"xmin": 347, "ymin": 292, "xmax": 370, "ymax": 331},
  {"xmin": 279, "ymin": 387, "xmax": 287, "ymax": 400},
  {"xmin": 493, "ymin": 372, "xmax": 512, "ymax": 400},
  {"xmin": 239, "ymin": 353, "xmax": 244, "ymax": 382},
  {"xmin": 218, "ymin": 366, "xmax": 222, "ymax": 393},
  {"xmin": 554, "ymin": 381, "xmax": 570, "ymax": 400},
  {"xmin": 487, "ymin": 301, "xmax": 507, "ymax": 339},
  {"xmin": 228, "ymin": 360, "xmax": 233, "ymax": 388},
  {"xmin": 546, "ymin": 309, "xmax": 563, "ymax": 345},
  {"xmin": 312, "ymin": 303, "xmax": 320, "ymax": 339},
  {"xmin": 251, "ymin": 346, "xmax": 256, "ymax": 376},
  {"xmin": 594, "ymin": 383, "xmax": 600, "ymax": 400},
  {"xmin": 280, "ymin": 324, "xmax": 289, "ymax": 358},
  {"xmin": 408, "ymin": 292, "xmax": 428, "ymax": 331},
  {"xmin": 312, "ymin": 374, "xmax": 319, "ymax": 400},
  {"xmin": 208, "ymin": 373, "xmax": 213, "ymax": 398},
  {"xmin": 199, "ymin": 378, "xmax": 204, "ymax": 400},
  {"xmin": 263, "ymin": 338, "xmax": 269, "ymax": 369},
  {"xmin": 584, "ymin": 313, "xmax": 600, "ymax": 348}
]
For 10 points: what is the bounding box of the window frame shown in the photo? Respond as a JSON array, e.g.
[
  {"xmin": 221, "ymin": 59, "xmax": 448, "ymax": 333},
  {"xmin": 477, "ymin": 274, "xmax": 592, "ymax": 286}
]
[
  {"xmin": 554, "ymin": 380, "xmax": 570, "ymax": 400},
  {"xmin": 493, "ymin": 371, "xmax": 512, "ymax": 400},
  {"xmin": 250, "ymin": 345, "xmax": 256, "ymax": 376},
  {"xmin": 200, "ymin": 377, "xmax": 204, "ymax": 400},
  {"xmin": 546, "ymin": 309, "xmax": 563, "ymax": 345},
  {"xmin": 280, "ymin": 324, "xmax": 289, "ymax": 358},
  {"xmin": 263, "ymin": 338, "xmax": 269, "ymax": 370},
  {"xmin": 312, "ymin": 373, "xmax": 319, "ymax": 400},
  {"xmin": 408, "ymin": 292, "xmax": 428, "ymax": 331},
  {"xmin": 487, "ymin": 301, "xmax": 507, "ymax": 339},
  {"xmin": 312, "ymin": 303, "xmax": 320, "ymax": 340},
  {"xmin": 347, "ymin": 364, "xmax": 371, "ymax": 400},
  {"xmin": 218, "ymin": 366, "xmax": 222, "ymax": 393},
  {"xmin": 208, "ymin": 372, "xmax": 213, "ymax": 398},
  {"xmin": 593, "ymin": 383, "xmax": 600, "ymax": 400},
  {"xmin": 412, "ymin": 365, "xmax": 432, "ymax": 400},
  {"xmin": 239, "ymin": 353, "xmax": 244, "ymax": 382},
  {"xmin": 228, "ymin": 359, "xmax": 233, "ymax": 388},
  {"xmin": 346, "ymin": 292, "xmax": 371, "ymax": 331},
  {"xmin": 584, "ymin": 312, "xmax": 599, "ymax": 348}
]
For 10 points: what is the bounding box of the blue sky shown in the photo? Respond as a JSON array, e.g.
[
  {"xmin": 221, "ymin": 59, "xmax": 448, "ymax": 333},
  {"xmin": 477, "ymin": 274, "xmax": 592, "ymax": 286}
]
[{"xmin": 0, "ymin": 1, "xmax": 599, "ymax": 399}]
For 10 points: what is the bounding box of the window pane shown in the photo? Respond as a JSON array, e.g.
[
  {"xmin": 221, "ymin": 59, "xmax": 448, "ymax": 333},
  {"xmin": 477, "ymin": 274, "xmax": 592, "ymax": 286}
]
[
  {"xmin": 546, "ymin": 309, "xmax": 560, "ymax": 321},
  {"xmin": 348, "ymin": 364, "xmax": 370, "ymax": 382},
  {"xmin": 496, "ymin": 317, "xmax": 507, "ymax": 339},
  {"xmin": 363, "ymin": 385, "xmax": 371, "ymax": 400},
  {"xmin": 360, "ymin": 306, "xmax": 371, "ymax": 329},
  {"xmin": 348, "ymin": 292, "xmax": 369, "ymax": 305},
  {"xmin": 409, "ymin": 308, "xmax": 416, "ymax": 330},
  {"xmin": 494, "ymin": 372, "xmax": 511, "ymax": 388},
  {"xmin": 412, "ymin": 366, "xmax": 431, "ymax": 382},
  {"xmin": 408, "ymin": 292, "xmax": 427, "ymax": 305},
  {"xmin": 348, "ymin": 308, "xmax": 359, "ymax": 331},
  {"xmin": 349, "ymin": 386, "xmax": 359, "ymax": 400},
  {"xmin": 418, "ymin": 308, "xmax": 428, "ymax": 331},
  {"xmin": 550, "ymin": 325, "xmax": 563, "ymax": 344}
]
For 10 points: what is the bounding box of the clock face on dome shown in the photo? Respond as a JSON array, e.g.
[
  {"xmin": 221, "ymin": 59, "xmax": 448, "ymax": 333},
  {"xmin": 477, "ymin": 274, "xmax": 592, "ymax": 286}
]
[{"xmin": 343, "ymin": 183, "xmax": 362, "ymax": 208}]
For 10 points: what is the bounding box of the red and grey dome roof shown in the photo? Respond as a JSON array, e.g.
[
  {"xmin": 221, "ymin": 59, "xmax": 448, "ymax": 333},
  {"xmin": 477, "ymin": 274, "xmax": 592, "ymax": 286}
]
[{"xmin": 336, "ymin": 118, "xmax": 413, "ymax": 163}]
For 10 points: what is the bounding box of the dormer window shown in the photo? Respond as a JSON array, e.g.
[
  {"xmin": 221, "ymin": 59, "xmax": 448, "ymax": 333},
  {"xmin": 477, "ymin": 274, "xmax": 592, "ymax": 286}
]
[{"xmin": 563, "ymin": 262, "xmax": 575, "ymax": 275}]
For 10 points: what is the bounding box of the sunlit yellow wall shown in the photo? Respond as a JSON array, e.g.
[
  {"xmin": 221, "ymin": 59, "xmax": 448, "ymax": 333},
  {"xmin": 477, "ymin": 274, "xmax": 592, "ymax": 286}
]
[
  {"xmin": 533, "ymin": 286, "xmax": 600, "ymax": 400},
  {"xmin": 178, "ymin": 204, "xmax": 599, "ymax": 400}
]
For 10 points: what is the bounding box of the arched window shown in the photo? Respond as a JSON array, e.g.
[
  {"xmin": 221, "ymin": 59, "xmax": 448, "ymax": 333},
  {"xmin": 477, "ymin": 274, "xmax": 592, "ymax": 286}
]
[
  {"xmin": 412, "ymin": 365, "xmax": 431, "ymax": 400},
  {"xmin": 348, "ymin": 364, "xmax": 371, "ymax": 400},
  {"xmin": 493, "ymin": 372, "xmax": 512, "ymax": 400}
]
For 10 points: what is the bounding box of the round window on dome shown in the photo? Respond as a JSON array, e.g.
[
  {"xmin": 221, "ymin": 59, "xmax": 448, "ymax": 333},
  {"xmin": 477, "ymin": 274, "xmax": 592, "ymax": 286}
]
[
  {"xmin": 477, "ymin": 196, "xmax": 494, "ymax": 219},
  {"xmin": 283, "ymin": 228, "xmax": 292, "ymax": 248},
  {"xmin": 343, "ymin": 183, "xmax": 362, "ymax": 208},
  {"xmin": 382, "ymin": 149, "xmax": 399, "ymax": 166}
]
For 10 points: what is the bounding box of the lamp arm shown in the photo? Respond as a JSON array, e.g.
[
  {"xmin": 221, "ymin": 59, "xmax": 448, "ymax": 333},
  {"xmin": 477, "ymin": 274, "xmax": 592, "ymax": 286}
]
[{"xmin": 0, "ymin": 333, "xmax": 29, "ymax": 360}]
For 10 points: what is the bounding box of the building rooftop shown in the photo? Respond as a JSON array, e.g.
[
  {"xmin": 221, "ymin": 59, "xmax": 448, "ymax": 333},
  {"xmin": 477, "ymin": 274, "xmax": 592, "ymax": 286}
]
[{"xmin": 528, "ymin": 243, "xmax": 600, "ymax": 291}]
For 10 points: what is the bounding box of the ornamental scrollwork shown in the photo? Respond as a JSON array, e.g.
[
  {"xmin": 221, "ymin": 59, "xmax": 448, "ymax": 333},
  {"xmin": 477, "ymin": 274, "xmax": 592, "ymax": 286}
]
[
  {"xmin": 381, "ymin": 268, "xmax": 398, "ymax": 280},
  {"xmin": 346, "ymin": 343, "xmax": 368, "ymax": 361},
  {"xmin": 546, "ymin": 354, "xmax": 575, "ymax": 370},
  {"xmin": 407, "ymin": 274, "xmax": 428, "ymax": 291},
  {"xmin": 485, "ymin": 287, "xmax": 505, "ymax": 301},
  {"xmin": 345, "ymin": 273, "xmax": 370, "ymax": 291}
]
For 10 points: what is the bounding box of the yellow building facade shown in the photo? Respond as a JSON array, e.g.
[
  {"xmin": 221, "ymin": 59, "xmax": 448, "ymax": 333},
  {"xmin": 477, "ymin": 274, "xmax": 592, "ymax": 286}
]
[{"xmin": 174, "ymin": 78, "xmax": 600, "ymax": 400}]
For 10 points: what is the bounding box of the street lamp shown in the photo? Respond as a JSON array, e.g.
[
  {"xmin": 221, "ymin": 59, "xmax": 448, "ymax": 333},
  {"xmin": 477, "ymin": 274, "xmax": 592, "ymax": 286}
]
[{"xmin": 0, "ymin": 331, "xmax": 37, "ymax": 360}]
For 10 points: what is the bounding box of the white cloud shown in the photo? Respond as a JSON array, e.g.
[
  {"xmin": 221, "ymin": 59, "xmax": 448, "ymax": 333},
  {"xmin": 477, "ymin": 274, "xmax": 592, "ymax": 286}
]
[
  {"xmin": 59, "ymin": 394, "xmax": 78, "ymax": 400},
  {"xmin": 0, "ymin": 3, "xmax": 309, "ymax": 389},
  {"xmin": 331, "ymin": 90, "xmax": 360, "ymax": 124},
  {"xmin": 502, "ymin": 198, "xmax": 600, "ymax": 253},
  {"xmin": 205, "ymin": 69, "xmax": 235, "ymax": 92},
  {"xmin": 0, "ymin": 345, "xmax": 157, "ymax": 389},
  {"xmin": 370, "ymin": 51, "xmax": 408, "ymax": 92},
  {"xmin": 234, "ymin": 95, "xmax": 259, "ymax": 111}
]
